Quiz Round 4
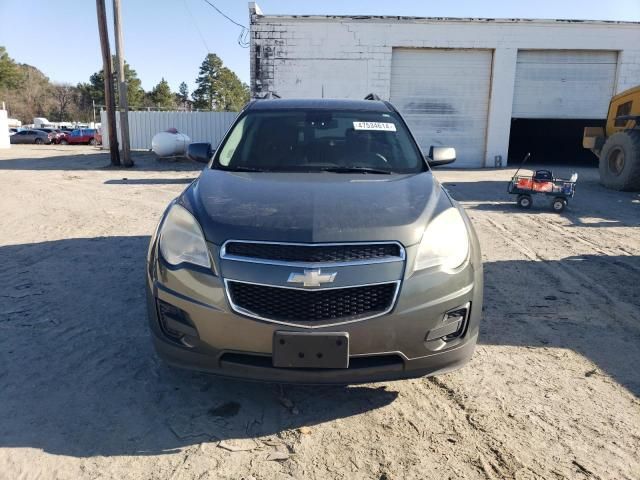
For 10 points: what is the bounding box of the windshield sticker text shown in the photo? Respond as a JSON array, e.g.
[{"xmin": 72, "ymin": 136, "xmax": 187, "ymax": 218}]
[{"xmin": 353, "ymin": 121, "xmax": 397, "ymax": 132}]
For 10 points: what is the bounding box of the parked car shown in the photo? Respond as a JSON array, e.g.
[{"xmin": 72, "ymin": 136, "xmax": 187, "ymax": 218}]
[
  {"xmin": 9, "ymin": 129, "xmax": 52, "ymax": 145},
  {"xmin": 36, "ymin": 128, "xmax": 63, "ymax": 144},
  {"xmin": 59, "ymin": 128, "xmax": 98, "ymax": 145},
  {"xmin": 9, "ymin": 128, "xmax": 19, "ymax": 135},
  {"xmin": 146, "ymin": 97, "xmax": 483, "ymax": 384}
]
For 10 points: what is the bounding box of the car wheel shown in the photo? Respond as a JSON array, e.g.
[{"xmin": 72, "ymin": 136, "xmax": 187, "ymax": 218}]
[
  {"xmin": 516, "ymin": 194, "xmax": 532, "ymax": 209},
  {"xmin": 34, "ymin": 138, "xmax": 43, "ymax": 145},
  {"xmin": 60, "ymin": 139, "xmax": 69, "ymax": 145},
  {"xmin": 552, "ymin": 198, "xmax": 567, "ymax": 212},
  {"xmin": 88, "ymin": 138, "xmax": 96, "ymax": 146}
]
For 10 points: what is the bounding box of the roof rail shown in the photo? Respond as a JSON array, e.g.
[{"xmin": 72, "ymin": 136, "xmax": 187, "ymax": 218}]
[
  {"xmin": 364, "ymin": 93, "xmax": 381, "ymax": 101},
  {"xmin": 253, "ymin": 91, "xmax": 281, "ymax": 100}
]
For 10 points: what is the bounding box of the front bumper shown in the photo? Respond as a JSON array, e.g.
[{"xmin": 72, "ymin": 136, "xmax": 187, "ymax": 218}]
[
  {"xmin": 151, "ymin": 322, "xmax": 477, "ymax": 384},
  {"xmin": 146, "ymin": 240, "xmax": 482, "ymax": 384}
]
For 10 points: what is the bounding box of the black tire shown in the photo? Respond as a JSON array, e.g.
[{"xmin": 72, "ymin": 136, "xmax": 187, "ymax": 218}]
[
  {"xmin": 517, "ymin": 194, "xmax": 532, "ymax": 209},
  {"xmin": 552, "ymin": 197, "xmax": 567, "ymax": 213},
  {"xmin": 60, "ymin": 139, "xmax": 69, "ymax": 145},
  {"xmin": 34, "ymin": 138, "xmax": 43, "ymax": 145},
  {"xmin": 599, "ymin": 130, "xmax": 640, "ymax": 191},
  {"xmin": 88, "ymin": 138, "xmax": 96, "ymax": 146}
]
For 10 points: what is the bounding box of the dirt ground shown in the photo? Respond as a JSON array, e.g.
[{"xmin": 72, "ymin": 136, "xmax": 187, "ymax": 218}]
[{"xmin": 0, "ymin": 144, "xmax": 639, "ymax": 480}]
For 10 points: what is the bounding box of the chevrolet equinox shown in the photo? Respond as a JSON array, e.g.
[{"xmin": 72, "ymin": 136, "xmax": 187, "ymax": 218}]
[{"xmin": 146, "ymin": 97, "xmax": 483, "ymax": 384}]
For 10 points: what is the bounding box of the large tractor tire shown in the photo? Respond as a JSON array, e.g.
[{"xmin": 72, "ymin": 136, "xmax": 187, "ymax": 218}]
[{"xmin": 599, "ymin": 130, "xmax": 640, "ymax": 191}]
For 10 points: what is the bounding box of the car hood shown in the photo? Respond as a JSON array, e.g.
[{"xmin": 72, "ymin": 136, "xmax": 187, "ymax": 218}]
[{"xmin": 181, "ymin": 169, "xmax": 451, "ymax": 247}]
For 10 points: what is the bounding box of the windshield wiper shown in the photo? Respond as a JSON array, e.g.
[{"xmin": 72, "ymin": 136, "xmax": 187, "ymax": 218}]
[
  {"xmin": 320, "ymin": 167, "xmax": 393, "ymax": 175},
  {"xmin": 223, "ymin": 166, "xmax": 270, "ymax": 172}
]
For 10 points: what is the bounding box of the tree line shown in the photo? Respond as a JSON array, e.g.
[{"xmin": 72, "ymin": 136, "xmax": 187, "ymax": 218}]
[{"xmin": 0, "ymin": 47, "xmax": 249, "ymax": 124}]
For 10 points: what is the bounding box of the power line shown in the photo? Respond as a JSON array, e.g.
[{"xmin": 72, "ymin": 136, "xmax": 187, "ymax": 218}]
[
  {"xmin": 200, "ymin": 0, "xmax": 246, "ymax": 29},
  {"xmin": 199, "ymin": 0, "xmax": 250, "ymax": 48},
  {"xmin": 183, "ymin": 0, "xmax": 211, "ymax": 53}
]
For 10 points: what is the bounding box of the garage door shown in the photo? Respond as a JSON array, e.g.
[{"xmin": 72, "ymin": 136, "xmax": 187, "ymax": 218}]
[
  {"xmin": 512, "ymin": 50, "xmax": 617, "ymax": 119},
  {"xmin": 390, "ymin": 48, "xmax": 493, "ymax": 168}
]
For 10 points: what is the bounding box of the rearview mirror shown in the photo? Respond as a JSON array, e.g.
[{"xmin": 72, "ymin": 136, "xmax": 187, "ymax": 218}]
[
  {"xmin": 187, "ymin": 142, "xmax": 213, "ymax": 164},
  {"xmin": 427, "ymin": 146, "xmax": 456, "ymax": 167}
]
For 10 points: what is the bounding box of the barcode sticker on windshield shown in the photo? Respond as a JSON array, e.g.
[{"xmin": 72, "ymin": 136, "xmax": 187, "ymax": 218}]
[{"xmin": 353, "ymin": 121, "xmax": 396, "ymax": 132}]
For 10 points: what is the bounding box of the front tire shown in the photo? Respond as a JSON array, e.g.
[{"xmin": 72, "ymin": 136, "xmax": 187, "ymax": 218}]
[
  {"xmin": 599, "ymin": 131, "xmax": 640, "ymax": 191},
  {"xmin": 552, "ymin": 197, "xmax": 567, "ymax": 212},
  {"xmin": 60, "ymin": 139, "xmax": 69, "ymax": 145},
  {"xmin": 34, "ymin": 138, "xmax": 43, "ymax": 145},
  {"xmin": 517, "ymin": 194, "xmax": 532, "ymax": 209}
]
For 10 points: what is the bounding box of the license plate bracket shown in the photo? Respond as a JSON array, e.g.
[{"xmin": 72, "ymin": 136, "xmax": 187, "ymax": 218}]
[{"xmin": 273, "ymin": 331, "xmax": 349, "ymax": 369}]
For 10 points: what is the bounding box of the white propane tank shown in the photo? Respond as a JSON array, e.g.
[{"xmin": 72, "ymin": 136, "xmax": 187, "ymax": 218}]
[{"xmin": 151, "ymin": 128, "xmax": 191, "ymax": 157}]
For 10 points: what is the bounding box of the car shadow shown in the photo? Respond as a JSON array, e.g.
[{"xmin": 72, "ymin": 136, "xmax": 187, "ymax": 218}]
[
  {"xmin": 0, "ymin": 150, "xmax": 205, "ymax": 172},
  {"xmin": 0, "ymin": 236, "xmax": 398, "ymax": 458},
  {"xmin": 1, "ymin": 235, "xmax": 638, "ymax": 459},
  {"xmin": 479, "ymin": 254, "xmax": 640, "ymax": 397}
]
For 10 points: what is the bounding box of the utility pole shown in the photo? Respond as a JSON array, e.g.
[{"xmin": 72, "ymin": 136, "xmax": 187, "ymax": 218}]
[
  {"xmin": 96, "ymin": 0, "xmax": 120, "ymax": 166},
  {"xmin": 113, "ymin": 0, "xmax": 133, "ymax": 167}
]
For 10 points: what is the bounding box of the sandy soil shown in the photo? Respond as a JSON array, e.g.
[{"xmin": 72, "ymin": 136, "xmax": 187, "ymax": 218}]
[{"xmin": 0, "ymin": 145, "xmax": 639, "ymax": 480}]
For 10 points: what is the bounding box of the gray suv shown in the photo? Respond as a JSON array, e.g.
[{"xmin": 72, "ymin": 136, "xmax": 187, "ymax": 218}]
[{"xmin": 146, "ymin": 98, "xmax": 483, "ymax": 384}]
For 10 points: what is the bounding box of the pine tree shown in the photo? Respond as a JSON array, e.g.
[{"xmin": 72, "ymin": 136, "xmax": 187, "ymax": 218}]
[
  {"xmin": 0, "ymin": 46, "xmax": 20, "ymax": 90},
  {"xmin": 178, "ymin": 82, "xmax": 189, "ymax": 104},
  {"xmin": 192, "ymin": 53, "xmax": 222, "ymax": 110},
  {"xmin": 150, "ymin": 78, "xmax": 175, "ymax": 109},
  {"xmin": 85, "ymin": 58, "xmax": 145, "ymax": 108},
  {"xmin": 192, "ymin": 53, "xmax": 249, "ymax": 111},
  {"xmin": 216, "ymin": 67, "xmax": 250, "ymax": 112}
]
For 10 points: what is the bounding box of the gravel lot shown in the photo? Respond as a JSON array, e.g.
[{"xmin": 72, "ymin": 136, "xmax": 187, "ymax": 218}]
[{"xmin": 1, "ymin": 145, "xmax": 639, "ymax": 480}]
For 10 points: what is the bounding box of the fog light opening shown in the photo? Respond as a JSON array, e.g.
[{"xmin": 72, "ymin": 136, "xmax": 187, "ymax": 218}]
[
  {"xmin": 442, "ymin": 303, "xmax": 470, "ymax": 341},
  {"xmin": 157, "ymin": 299, "xmax": 199, "ymax": 346},
  {"xmin": 425, "ymin": 302, "xmax": 471, "ymax": 342}
]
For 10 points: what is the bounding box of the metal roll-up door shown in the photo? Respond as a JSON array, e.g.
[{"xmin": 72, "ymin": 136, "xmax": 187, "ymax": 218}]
[
  {"xmin": 512, "ymin": 50, "xmax": 618, "ymax": 119},
  {"xmin": 390, "ymin": 48, "xmax": 493, "ymax": 168}
]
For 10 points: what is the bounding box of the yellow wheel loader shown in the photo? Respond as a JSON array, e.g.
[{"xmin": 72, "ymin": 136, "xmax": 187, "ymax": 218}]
[{"xmin": 583, "ymin": 85, "xmax": 640, "ymax": 191}]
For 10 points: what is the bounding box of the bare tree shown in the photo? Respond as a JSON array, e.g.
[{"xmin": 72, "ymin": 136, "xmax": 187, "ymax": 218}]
[
  {"xmin": 14, "ymin": 64, "xmax": 51, "ymax": 121},
  {"xmin": 51, "ymin": 83, "xmax": 77, "ymax": 121}
]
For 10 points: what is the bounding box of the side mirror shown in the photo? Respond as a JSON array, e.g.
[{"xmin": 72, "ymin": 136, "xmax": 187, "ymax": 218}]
[
  {"xmin": 427, "ymin": 146, "xmax": 456, "ymax": 167},
  {"xmin": 187, "ymin": 142, "xmax": 213, "ymax": 164}
]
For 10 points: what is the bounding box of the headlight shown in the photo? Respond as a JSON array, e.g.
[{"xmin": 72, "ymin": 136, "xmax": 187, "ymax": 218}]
[
  {"xmin": 414, "ymin": 207, "xmax": 469, "ymax": 271},
  {"xmin": 159, "ymin": 204, "xmax": 211, "ymax": 269}
]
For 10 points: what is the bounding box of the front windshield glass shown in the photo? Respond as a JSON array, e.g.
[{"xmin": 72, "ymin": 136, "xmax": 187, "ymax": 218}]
[{"xmin": 214, "ymin": 109, "xmax": 424, "ymax": 173}]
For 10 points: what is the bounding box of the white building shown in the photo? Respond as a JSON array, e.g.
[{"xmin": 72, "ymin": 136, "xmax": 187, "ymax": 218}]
[
  {"xmin": 0, "ymin": 110, "xmax": 10, "ymax": 149},
  {"xmin": 249, "ymin": 3, "xmax": 640, "ymax": 167}
]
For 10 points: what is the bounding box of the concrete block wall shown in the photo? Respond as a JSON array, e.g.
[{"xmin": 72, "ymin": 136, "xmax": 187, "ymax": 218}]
[
  {"xmin": 618, "ymin": 50, "xmax": 640, "ymax": 92},
  {"xmin": 249, "ymin": 5, "xmax": 640, "ymax": 166}
]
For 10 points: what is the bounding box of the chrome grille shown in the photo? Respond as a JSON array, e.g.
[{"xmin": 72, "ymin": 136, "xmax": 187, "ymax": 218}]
[{"xmin": 222, "ymin": 241, "xmax": 402, "ymax": 264}]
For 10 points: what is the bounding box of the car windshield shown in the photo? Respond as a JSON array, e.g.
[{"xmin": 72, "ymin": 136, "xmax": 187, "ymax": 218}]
[{"xmin": 213, "ymin": 109, "xmax": 425, "ymax": 173}]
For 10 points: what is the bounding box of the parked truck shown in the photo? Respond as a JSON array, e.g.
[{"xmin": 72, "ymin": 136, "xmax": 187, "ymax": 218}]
[
  {"xmin": 33, "ymin": 117, "xmax": 54, "ymax": 129},
  {"xmin": 583, "ymin": 85, "xmax": 640, "ymax": 191}
]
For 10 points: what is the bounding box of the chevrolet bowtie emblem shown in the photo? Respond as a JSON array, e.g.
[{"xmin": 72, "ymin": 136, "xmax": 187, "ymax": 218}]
[{"xmin": 287, "ymin": 269, "xmax": 337, "ymax": 287}]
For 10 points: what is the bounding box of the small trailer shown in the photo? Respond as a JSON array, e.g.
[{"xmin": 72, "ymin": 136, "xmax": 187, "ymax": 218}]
[{"xmin": 507, "ymin": 154, "xmax": 578, "ymax": 212}]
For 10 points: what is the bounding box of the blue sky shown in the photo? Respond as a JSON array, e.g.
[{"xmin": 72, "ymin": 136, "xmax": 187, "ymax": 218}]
[{"xmin": 1, "ymin": 0, "xmax": 638, "ymax": 94}]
